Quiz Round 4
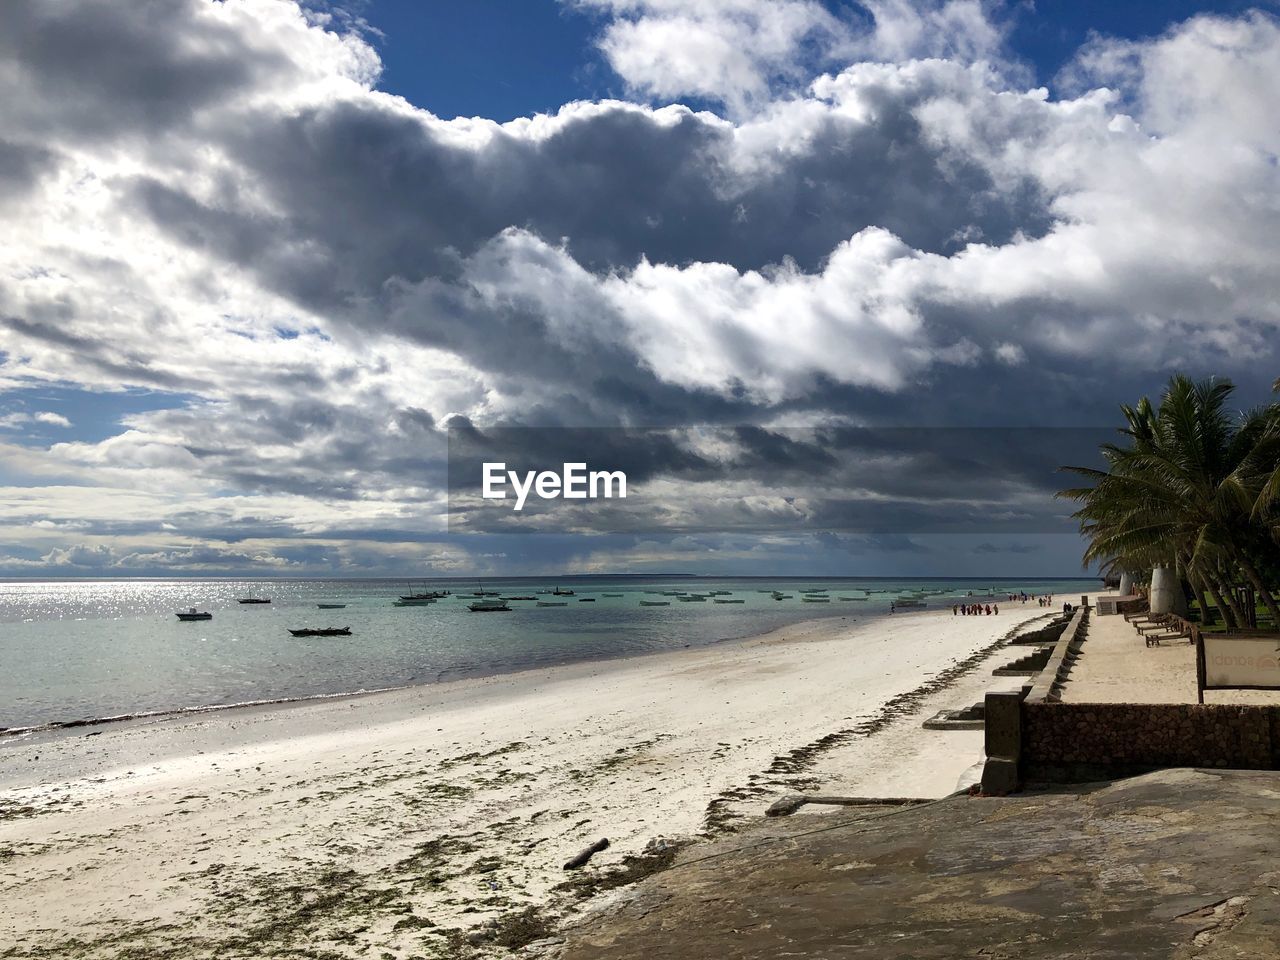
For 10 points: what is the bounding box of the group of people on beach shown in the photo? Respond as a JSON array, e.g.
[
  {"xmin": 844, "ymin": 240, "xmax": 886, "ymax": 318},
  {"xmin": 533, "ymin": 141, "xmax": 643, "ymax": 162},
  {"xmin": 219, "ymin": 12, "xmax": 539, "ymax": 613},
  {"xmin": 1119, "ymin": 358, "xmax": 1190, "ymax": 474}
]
[
  {"xmin": 1001, "ymin": 591, "xmax": 1056, "ymax": 607},
  {"xmin": 953, "ymin": 602, "xmax": 998, "ymax": 615}
]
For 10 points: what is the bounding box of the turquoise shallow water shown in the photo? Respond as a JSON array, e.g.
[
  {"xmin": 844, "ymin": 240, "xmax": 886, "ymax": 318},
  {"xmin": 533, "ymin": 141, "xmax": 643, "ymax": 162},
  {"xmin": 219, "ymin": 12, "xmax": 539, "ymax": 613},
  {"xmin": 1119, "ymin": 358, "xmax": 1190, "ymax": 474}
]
[{"xmin": 0, "ymin": 576, "xmax": 1094, "ymax": 730}]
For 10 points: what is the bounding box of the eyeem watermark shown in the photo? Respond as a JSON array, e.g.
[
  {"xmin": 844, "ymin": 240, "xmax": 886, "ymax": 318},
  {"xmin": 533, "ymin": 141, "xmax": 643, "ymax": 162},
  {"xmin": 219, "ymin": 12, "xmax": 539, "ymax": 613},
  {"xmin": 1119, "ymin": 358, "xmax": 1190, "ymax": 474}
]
[{"xmin": 482, "ymin": 462, "xmax": 627, "ymax": 511}]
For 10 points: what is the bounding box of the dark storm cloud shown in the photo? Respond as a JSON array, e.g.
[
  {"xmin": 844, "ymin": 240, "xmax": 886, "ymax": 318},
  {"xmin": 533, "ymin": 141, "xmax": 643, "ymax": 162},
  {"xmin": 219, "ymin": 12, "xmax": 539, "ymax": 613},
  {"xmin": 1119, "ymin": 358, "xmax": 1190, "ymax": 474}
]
[
  {"xmin": 974, "ymin": 541, "xmax": 1041, "ymax": 553},
  {"xmin": 140, "ymin": 396, "xmax": 450, "ymax": 503},
  {"xmin": 0, "ymin": 140, "xmax": 57, "ymax": 203},
  {"xmin": 91, "ymin": 83, "xmax": 1058, "ymax": 436},
  {"xmin": 445, "ymin": 425, "xmax": 1102, "ymax": 536},
  {"xmin": 0, "ymin": 0, "xmax": 291, "ymax": 143},
  {"xmin": 129, "ymin": 92, "xmax": 1052, "ymax": 303},
  {"xmin": 815, "ymin": 532, "xmax": 930, "ymax": 553}
]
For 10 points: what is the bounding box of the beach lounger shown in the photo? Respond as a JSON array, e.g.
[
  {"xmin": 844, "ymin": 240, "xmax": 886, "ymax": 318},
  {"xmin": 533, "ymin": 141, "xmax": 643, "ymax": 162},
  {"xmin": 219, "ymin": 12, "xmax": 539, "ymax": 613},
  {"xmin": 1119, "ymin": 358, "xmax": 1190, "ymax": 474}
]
[
  {"xmin": 1145, "ymin": 627, "xmax": 1191, "ymax": 647},
  {"xmin": 1127, "ymin": 612, "xmax": 1162, "ymax": 626},
  {"xmin": 1143, "ymin": 614, "xmax": 1194, "ymax": 646}
]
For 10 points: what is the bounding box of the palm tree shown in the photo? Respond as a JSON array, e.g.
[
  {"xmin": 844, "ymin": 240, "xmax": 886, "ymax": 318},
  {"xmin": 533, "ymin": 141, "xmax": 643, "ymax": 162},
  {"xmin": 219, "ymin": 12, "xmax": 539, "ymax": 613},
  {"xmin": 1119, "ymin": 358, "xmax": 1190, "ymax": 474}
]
[{"xmin": 1060, "ymin": 374, "xmax": 1280, "ymax": 630}]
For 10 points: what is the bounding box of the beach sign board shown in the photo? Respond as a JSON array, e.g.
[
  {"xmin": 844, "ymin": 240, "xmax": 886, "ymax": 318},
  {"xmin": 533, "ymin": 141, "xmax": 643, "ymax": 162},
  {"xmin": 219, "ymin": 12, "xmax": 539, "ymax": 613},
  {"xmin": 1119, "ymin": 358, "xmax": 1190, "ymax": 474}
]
[{"xmin": 1196, "ymin": 633, "xmax": 1280, "ymax": 699}]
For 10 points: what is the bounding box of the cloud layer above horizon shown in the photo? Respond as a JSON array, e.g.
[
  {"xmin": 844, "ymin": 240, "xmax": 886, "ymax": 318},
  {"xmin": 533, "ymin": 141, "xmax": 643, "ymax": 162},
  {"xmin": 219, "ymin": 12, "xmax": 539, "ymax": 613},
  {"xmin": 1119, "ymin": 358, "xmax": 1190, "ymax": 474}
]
[{"xmin": 2, "ymin": 0, "xmax": 1279, "ymax": 577}]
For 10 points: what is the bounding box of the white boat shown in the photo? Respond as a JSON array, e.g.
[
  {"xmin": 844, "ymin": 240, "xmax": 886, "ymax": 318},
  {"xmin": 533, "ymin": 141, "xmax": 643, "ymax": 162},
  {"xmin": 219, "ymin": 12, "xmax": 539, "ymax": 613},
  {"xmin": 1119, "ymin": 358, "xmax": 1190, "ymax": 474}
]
[{"xmin": 468, "ymin": 598, "xmax": 511, "ymax": 612}]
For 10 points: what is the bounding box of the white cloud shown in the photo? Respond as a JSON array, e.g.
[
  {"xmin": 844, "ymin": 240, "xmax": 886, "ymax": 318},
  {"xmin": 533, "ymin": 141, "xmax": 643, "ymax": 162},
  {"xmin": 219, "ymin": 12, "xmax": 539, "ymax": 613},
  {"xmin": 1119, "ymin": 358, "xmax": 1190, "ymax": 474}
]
[
  {"xmin": 574, "ymin": 0, "xmax": 851, "ymax": 112},
  {"xmin": 571, "ymin": 1, "xmax": 1012, "ymax": 113},
  {"xmin": 993, "ymin": 342, "xmax": 1025, "ymax": 365},
  {"xmin": 0, "ymin": 410, "xmax": 72, "ymax": 428}
]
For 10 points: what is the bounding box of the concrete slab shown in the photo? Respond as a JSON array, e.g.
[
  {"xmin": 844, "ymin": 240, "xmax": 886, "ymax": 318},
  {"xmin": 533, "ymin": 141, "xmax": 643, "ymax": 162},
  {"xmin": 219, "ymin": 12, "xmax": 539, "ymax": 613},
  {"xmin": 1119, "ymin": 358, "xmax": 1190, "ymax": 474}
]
[{"xmin": 553, "ymin": 768, "xmax": 1280, "ymax": 959}]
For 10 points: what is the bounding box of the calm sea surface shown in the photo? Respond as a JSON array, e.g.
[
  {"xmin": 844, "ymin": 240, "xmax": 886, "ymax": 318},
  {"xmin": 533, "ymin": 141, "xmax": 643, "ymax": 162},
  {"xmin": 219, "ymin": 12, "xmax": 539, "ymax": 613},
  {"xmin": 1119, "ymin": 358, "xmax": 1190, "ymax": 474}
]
[{"xmin": 0, "ymin": 576, "xmax": 1094, "ymax": 730}]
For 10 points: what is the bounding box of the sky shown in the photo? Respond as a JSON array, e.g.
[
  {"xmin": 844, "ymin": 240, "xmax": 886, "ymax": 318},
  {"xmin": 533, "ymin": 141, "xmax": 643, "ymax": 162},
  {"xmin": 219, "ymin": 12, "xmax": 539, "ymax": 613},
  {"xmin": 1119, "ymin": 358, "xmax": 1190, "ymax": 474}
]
[{"xmin": 1, "ymin": 0, "xmax": 1279, "ymax": 579}]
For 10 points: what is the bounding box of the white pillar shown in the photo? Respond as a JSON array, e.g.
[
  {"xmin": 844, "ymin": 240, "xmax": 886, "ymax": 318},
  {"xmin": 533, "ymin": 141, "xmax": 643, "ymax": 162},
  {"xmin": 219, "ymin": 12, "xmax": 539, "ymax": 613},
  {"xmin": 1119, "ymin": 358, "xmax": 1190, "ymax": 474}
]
[
  {"xmin": 1118, "ymin": 572, "xmax": 1133, "ymax": 596},
  {"xmin": 1150, "ymin": 567, "xmax": 1177, "ymax": 614}
]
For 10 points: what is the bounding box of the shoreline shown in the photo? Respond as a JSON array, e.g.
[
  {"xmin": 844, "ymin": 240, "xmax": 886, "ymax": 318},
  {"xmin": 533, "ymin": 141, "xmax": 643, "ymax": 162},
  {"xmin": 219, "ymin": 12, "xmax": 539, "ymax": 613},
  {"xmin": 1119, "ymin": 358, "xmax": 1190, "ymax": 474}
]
[
  {"xmin": 0, "ymin": 605, "xmax": 1052, "ymax": 957},
  {"xmin": 0, "ymin": 577, "xmax": 1098, "ymax": 735},
  {"xmin": 0, "ymin": 609, "xmax": 869, "ymax": 746}
]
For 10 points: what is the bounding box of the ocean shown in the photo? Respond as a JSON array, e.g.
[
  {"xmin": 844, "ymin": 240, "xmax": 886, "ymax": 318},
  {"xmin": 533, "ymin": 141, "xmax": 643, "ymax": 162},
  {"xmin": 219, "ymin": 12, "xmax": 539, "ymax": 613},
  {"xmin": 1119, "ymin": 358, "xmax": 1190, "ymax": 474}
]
[{"xmin": 0, "ymin": 575, "xmax": 1094, "ymax": 731}]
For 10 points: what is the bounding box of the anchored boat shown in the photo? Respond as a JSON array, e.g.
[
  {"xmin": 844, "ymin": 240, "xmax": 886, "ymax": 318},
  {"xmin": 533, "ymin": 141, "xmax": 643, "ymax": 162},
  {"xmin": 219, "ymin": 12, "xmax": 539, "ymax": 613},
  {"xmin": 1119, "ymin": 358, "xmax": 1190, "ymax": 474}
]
[{"xmin": 289, "ymin": 627, "xmax": 351, "ymax": 637}]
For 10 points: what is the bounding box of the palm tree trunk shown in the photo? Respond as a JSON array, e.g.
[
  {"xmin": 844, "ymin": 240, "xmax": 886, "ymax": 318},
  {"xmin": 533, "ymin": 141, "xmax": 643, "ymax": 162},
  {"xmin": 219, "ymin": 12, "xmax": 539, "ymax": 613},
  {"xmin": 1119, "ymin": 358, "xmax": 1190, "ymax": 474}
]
[
  {"xmin": 1234, "ymin": 552, "xmax": 1280, "ymax": 630},
  {"xmin": 1188, "ymin": 567, "xmax": 1217, "ymax": 626},
  {"xmin": 1206, "ymin": 566, "xmax": 1243, "ymax": 629}
]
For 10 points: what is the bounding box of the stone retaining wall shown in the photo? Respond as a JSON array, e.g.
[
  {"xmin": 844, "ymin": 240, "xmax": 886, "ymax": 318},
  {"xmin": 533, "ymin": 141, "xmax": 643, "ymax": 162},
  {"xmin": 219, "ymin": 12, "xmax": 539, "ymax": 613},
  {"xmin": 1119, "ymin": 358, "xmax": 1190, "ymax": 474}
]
[
  {"xmin": 1021, "ymin": 702, "xmax": 1280, "ymax": 781},
  {"xmin": 981, "ymin": 599, "xmax": 1280, "ymax": 790}
]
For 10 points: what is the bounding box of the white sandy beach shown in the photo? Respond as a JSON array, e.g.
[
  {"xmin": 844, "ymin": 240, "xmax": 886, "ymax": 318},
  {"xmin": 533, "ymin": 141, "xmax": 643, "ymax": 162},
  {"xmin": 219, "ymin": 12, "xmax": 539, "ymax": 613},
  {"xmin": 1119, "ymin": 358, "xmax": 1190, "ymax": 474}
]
[{"xmin": 0, "ymin": 606, "xmax": 1052, "ymax": 958}]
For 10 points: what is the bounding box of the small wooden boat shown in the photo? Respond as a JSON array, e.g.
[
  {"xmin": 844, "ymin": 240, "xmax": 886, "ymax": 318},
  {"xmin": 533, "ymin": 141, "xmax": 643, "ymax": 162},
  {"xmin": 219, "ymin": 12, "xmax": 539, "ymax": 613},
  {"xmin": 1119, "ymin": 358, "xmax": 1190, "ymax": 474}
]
[
  {"xmin": 713, "ymin": 598, "xmax": 744, "ymax": 603},
  {"xmin": 468, "ymin": 598, "xmax": 511, "ymax": 612},
  {"xmin": 772, "ymin": 593, "xmax": 793, "ymax": 600},
  {"xmin": 578, "ymin": 597, "xmax": 596, "ymax": 602},
  {"xmin": 602, "ymin": 593, "xmax": 623, "ymax": 597},
  {"xmin": 176, "ymin": 608, "xmax": 212, "ymax": 621},
  {"xmin": 802, "ymin": 597, "xmax": 830, "ymax": 603},
  {"xmin": 895, "ymin": 599, "xmax": 927, "ymax": 609},
  {"xmin": 503, "ymin": 596, "xmax": 537, "ymax": 601},
  {"xmin": 640, "ymin": 600, "xmax": 670, "ymax": 606},
  {"xmin": 552, "ymin": 587, "xmax": 575, "ymax": 596},
  {"xmin": 536, "ymin": 600, "xmax": 569, "ymax": 607},
  {"xmin": 317, "ymin": 603, "xmax": 346, "ymax": 609},
  {"xmin": 393, "ymin": 598, "xmax": 435, "ymax": 606},
  {"xmin": 399, "ymin": 582, "xmax": 451, "ymax": 601},
  {"xmin": 237, "ymin": 597, "xmax": 270, "ymax": 604},
  {"xmin": 289, "ymin": 627, "xmax": 351, "ymax": 637}
]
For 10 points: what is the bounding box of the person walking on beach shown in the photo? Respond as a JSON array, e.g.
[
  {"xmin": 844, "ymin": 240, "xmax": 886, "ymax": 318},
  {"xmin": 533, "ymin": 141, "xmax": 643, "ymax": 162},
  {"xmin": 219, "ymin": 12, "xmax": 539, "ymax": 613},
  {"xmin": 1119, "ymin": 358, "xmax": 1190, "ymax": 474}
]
[
  {"xmin": 890, "ymin": 601, "xmax": 895, "ymax": 614},
  {"xmin": 993, "ymin": 604, "xmax": 999, "ymax": 615}
]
